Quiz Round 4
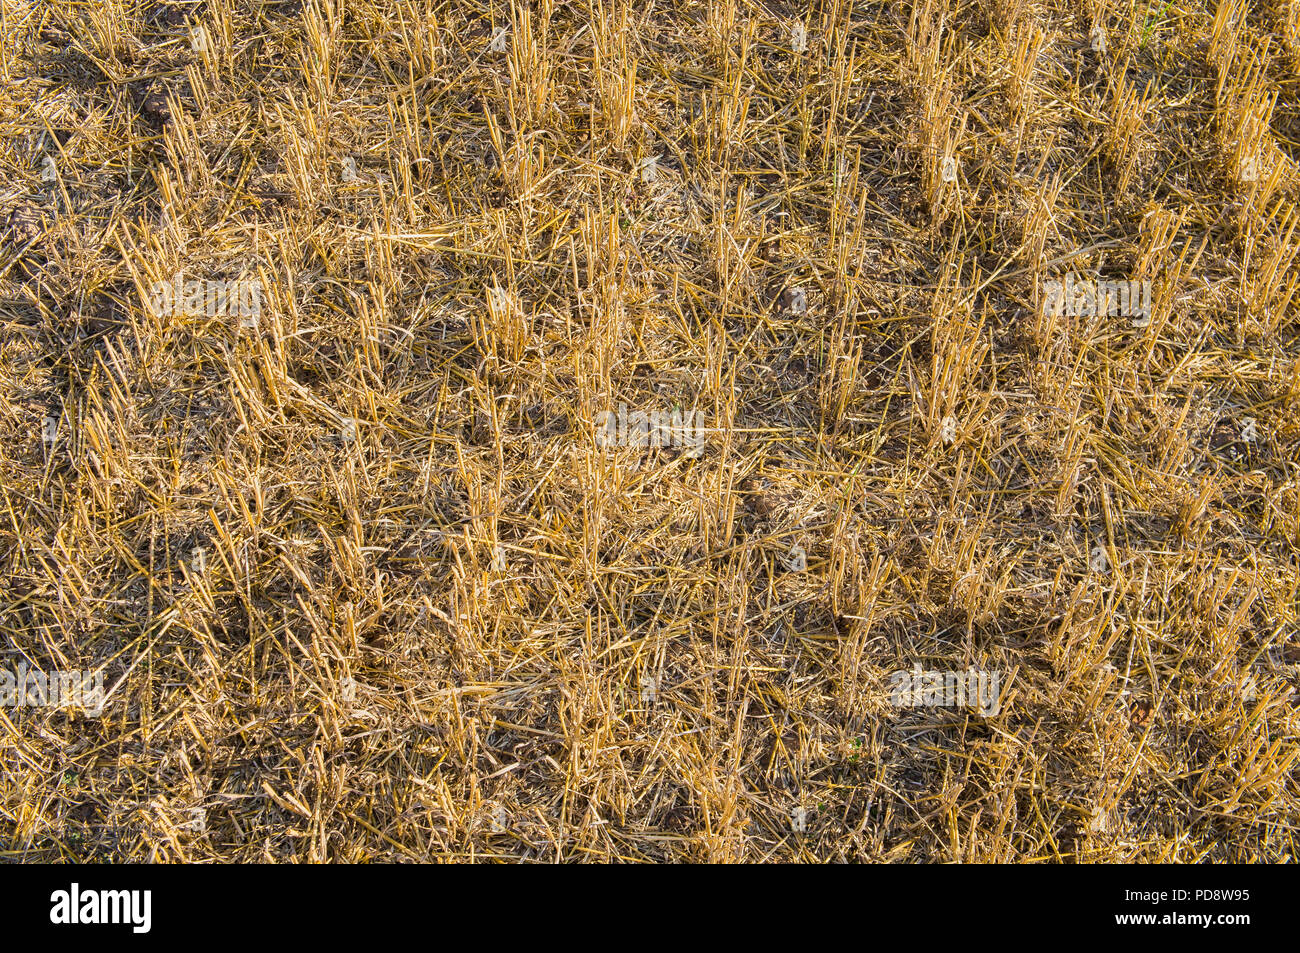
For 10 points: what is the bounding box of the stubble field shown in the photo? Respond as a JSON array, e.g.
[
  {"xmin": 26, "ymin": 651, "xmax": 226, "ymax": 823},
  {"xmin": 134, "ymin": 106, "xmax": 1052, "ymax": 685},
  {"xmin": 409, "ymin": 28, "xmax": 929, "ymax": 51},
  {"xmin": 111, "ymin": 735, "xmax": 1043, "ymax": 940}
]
[{"xmin": 1, "ymin": 0, "xmax": 1298, "ymax": 862}]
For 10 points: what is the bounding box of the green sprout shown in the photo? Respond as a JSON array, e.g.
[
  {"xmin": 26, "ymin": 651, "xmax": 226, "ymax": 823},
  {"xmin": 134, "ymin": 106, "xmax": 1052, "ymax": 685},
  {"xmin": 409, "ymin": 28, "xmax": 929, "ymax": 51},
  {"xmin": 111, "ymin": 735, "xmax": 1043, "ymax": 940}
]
[{"xmin": 1140, "ymin": 1, "xmax": 1173, "ymax": 48}]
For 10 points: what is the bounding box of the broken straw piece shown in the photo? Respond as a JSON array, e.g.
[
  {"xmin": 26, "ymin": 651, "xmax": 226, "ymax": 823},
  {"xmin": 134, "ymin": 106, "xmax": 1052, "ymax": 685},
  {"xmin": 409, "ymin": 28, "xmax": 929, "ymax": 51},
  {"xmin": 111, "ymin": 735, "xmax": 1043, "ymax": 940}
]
[{"xmin": 1242, "ymin": 675, "xmax": 1257, "ymax": 702}]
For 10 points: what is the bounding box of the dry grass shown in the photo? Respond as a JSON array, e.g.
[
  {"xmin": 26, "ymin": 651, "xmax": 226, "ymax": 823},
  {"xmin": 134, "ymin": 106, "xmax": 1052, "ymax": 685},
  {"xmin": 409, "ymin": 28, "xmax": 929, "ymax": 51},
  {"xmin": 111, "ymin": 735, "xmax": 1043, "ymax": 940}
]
[{"xmin": 1, "ymin": 0, "xmax": 1298, "ymax": 863}]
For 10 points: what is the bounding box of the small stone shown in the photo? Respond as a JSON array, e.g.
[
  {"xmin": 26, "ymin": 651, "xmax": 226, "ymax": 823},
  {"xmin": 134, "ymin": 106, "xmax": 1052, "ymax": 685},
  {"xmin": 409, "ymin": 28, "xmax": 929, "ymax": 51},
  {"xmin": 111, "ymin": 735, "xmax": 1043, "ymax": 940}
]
[
  {"xmin": 782, "ymin": 287, "xmax": 807, "ymax": 315},
  {"xmin": 940, "ymin": 415, "xmax": 957, "ymax": 446},
  {"xmin": 639, "ymin": 676, "xmax": 658, "ymax": 704},
  {"xmin": 182, "ymin": 806, "xmax": 206, "ymax": 833},
  {"xmin": 790, "ymin": 23, "xmax": 808, "ymax": 54}
]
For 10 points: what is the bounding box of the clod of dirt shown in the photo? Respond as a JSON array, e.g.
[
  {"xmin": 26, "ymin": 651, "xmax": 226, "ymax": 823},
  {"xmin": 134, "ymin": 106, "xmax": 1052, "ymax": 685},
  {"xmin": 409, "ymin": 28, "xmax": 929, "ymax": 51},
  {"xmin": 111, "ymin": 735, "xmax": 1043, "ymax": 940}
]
[
  {"xmin": 134, "ymin": 80, "xmax": 173, "ymax": 126},
  {"xmin": 4, "ymin": 204, "xmax": 45, "ymax": 248}
]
